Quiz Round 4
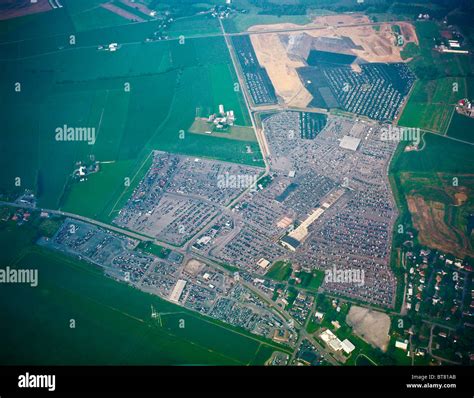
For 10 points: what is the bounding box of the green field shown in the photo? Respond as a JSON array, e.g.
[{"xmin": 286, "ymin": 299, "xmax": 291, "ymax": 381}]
[
  {"xmin": 0, "ymin": 219, "xmax": 284, "ymax": 365},
  {"xmin": 63, "ymin": 0, "xmax": 133, "ymax": 32},
  {"xmin": 222, "ymin": 0, "xmax": 316, "ymax": 33},
  {"xmin": 398, "ymin": 78, "xmax": 466, "ymax": 134},
  {"xmin": 0, "ymin": 11, "xmax": 261, "ymax": 221},
  {"xmin": 391, "ymin": 133, "xmax": 474, "ymax": 174},
  {"xmin": 299, "ymin": 270, "xmax": 325, "ymax": 292},
  {"xmin": 446, "ymin": 76, "xmax": 474, "ymax": 143},
  {"xmin": 447, "ymin": 112, "xmax": 474, "ymax": 143},
  {"xmin": 389, "ymin": 132, "xmax": 474, "ymax": 260},
  {"xmin": 165, "ymin": 14, "xmax": 221, "ymax": 38},
  {"xmin": 398, "ymin": 20, "xmax": 473, "ymax": 134},
  {"xmin": 266, "ymin": 260, "xmax": 292, "ymax": 281},
  {"xmin": 406, "ymin": 21, "xmax": 472, "ymax": 79}
]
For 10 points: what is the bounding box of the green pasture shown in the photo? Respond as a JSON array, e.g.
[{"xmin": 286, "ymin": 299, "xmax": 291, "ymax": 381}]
[
  {"xmin": 0, "ymin": 220, "xmax": 282, "ymax": 365},
  {"xmin": 0, "ymin": 11, "xmax": 260, "ymax": 221}
]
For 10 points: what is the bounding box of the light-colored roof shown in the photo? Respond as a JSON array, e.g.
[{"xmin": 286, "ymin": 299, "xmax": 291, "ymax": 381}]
[
  {"xmin": 257, "ymin": 258, "xmax": 271, "ymax": 269},
  {"xmin": 169, "ymin": 279, "xmax": 187, "ymax": 303},
  {"xmin": 395, "ymin": 340, "xmax": 408, "ymax": 350},
  {"xmin": 339, "ymin": 135, "xmax": 361, "ymax": 151},
  {"xmin": 329, "ymin": 338, "xmax": 343, "ymax": 351},
  {"xmin": 341, "ymin": 339, "xmax": 356, "ymax": 354}
]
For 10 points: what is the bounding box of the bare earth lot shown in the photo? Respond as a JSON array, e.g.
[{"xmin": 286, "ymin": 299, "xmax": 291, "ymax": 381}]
[
  {"xmin": 346, "ymin": 305, "xmax": 391, "ymax": 352},
  {"xmin": 248, "ymin": 14, "xmax": 418, "ymax": 107},
  {"xmin": 101, "ymin": 2, "xmax": 146, "ymax": 22}
]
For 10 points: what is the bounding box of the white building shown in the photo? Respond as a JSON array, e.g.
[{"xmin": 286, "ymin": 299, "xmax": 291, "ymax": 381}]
[
  {"xmin": 169, "ymin": 279, "xmax": 187, "ymax": 303},
  {"xmin": 341, "ymin": 339, "xmax": 355, "ymax": 354}
]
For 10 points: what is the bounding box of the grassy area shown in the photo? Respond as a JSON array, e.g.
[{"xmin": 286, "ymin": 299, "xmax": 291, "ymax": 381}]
[
  {"xmin": 0, "ymin": 11, "xmax": 261, "ymax": 219},
  {"xmin": 165, "ymin": 14, "xmax": 221, "ymax": 38},
  {"xmin": 299, "ymin": 269, "xmax": 325, "ymax": 292},
  {"xmin": 446, "ymin": 112, "xmax": 474, "ymax": 143},
  {"xmin": 392, "ymin": 133, "xmax": 474, "ymax": 174},
  {"xmin": 0, "ymin": 218, "xmax": 286, "ymax": 365},
  {"xmin": 398, "ymin": 20, "xmax": 473, "ymax": 135},
  {"xmin": 266, "ymin": 260, "xmax": 292, "ymax": 281},
  {"xmin": 64, "ymin": 0, "xmax": 133, "ymax": 32},
  {"xmin": 400, "ymin": 42, "xmax": 419, "ymax": 60},
  {"xmin": 389, "ymin": 131, "xmax": 474, "ymax": 261},
  {"xmin": 398, "ymin": 78, "xmax": 466, "ymax": 134},
  {"xmin": 136, "ymin": 241, "xmax": 170, "ymax": 259},
  {"xmin": 446, "ymin": 76, "xmax": 474, "ymax": 143},
  {"xmin": 189, "ymin": 119, "xmax": 257, "ymax": 142}
]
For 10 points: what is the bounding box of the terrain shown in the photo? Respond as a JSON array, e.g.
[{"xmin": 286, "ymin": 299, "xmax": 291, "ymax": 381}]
[{"xmin": 0, "ymin": 0, "xmax": 473, "ymax": 368}]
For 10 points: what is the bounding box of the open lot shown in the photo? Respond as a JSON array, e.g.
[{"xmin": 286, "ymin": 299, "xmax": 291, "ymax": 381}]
[
  {"xmin": 346, "ymin": 306, "xmax": 391, "ymax": 352},
  {"xmin": 401, "ymin": 173, "xmax": 474, "ymax": 259},
  {"xmin": 247, "ymin": 13, "xmax": 418, "ymax": 108}
]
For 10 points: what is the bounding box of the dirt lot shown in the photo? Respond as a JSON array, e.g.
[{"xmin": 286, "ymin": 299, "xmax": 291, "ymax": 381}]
[
  {"xmin": 346, "ymin": 305, "xmax": 391, "ymax": 352},
  {"xmin": 248, "ymin": 14, "xmax": 418, "ymax": 108},
  {"xmin": 250, "ymin": 33, "xmax": 313, "ymax": 107},
  {"xmin": 101, "ymin": 2, "xmax": 146, "ymax": 22},
  {"xmin": 119, "ymin": 0, "xmax": 153, "ymax": 16},
  {"xmin": 184, "ymin": 259, "xmax": 205, "ymax": 276},
  {"xmin": 401, "ymin": 172, "xmax": 474, "ymax": 258},
  {"xmin": 407, "ymin": 194, "xmax": 473, "ymax": 258},
  {"xmin": 0, "ymin": 0, "xmax": 51, "ymax": 20}
]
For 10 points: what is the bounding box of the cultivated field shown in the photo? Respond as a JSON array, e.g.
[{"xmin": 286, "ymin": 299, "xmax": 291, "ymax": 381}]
[
  {"xmin": 398, "ymin": 77, "xmax": 467, "ymax": 134},
  {"xmin": 402, "ymin": 173, "xmax": 474, "ymax": 259},
  {"xmin": 391, "ymin": 134, "xmax": 474, "ymax": 259},
  {"xmin": 0, "ymin": 0, "xmax": 51, "ymax": 20}
]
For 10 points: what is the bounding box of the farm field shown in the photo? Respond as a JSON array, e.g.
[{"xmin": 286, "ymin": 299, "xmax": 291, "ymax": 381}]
[
  {"xmin": 390, "ymin": 133, "xmax": 474, "ymax": 258},
  {"xmin": 222, "ymin": 0, "xmax": 313, "ymax": 34},
  {"xmin": 0, "ymin": 219, "xmax": 282, "ymax": 365},
  {"xmin": 63, "ymin": 0, "xmax": 134, "ymax": 32},
  {"xmin": 404, "ymin": 21, "xmax": 473, "ymax": 79},
  {"xmin": 398, "ymin": 77, "xmax": 467, "ymax": 134},
  {"xmin": 266, "ymin": 260, "xmax": 292, "ymax": 281},
  {"xmin": 0, "ymin": 13, "xmax": 261, "ymax": 222},
  {"xmin": 392, "ymin": 133, "xmax": 474, "ymax": 174},
  {"xmin": 446, "ymin": 76, "xmax": 474, "ymax": 143},
  {"xmin": 398, "ymin": 20, "xmax": 473, "ymax": 133},
  {"xmin": 165, "ymin": 14, "xmax": 221, "ymax": 38},
  {"xmin": 447, "ymin": 112, "xmax": 474, "ymax": 143}
]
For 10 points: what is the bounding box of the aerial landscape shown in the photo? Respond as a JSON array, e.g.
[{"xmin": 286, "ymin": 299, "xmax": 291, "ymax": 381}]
[{"xmin": 0, "ymin": 0, "xmax": 473, "ymax": 392}]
